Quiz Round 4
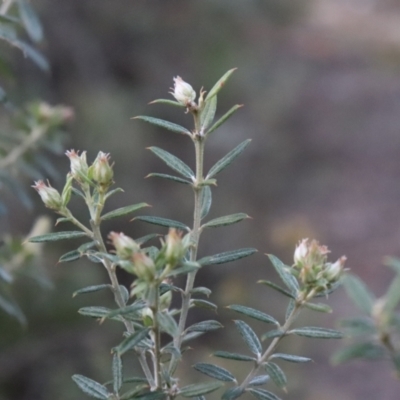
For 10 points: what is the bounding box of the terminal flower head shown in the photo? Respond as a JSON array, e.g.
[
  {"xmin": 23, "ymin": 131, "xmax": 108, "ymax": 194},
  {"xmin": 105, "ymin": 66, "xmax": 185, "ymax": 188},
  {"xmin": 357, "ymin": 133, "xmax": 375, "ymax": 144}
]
[
  {"xmin": 91, "ymin": 151, "xmax": 113, "ymax": 186},
  {"xmin": 170, "ymin": 76, "xmax": 196, "ymax": 106},
  {"xmin": 65, "ymin": 150, "xmax": 88, "ymax": 181},
  {"xmin": 32, "ymin": 180, "xmax": 62, "ymax": 210}
]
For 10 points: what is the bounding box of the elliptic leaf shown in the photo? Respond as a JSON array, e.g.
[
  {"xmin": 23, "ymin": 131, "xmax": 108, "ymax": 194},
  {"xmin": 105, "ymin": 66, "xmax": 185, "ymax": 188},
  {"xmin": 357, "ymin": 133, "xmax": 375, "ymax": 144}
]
[
  {"xmin": 146, "ymin": 173, "xmax": 191, "ymax": 185},
  {"xmin": 186, "ymin": 320, "xmax": 223, "ymax": 333},
  {"xmin": 206, "ymin": 68, "xmax": 237, "ymax": 100},
  {"xmin": 263, "ymin": 362, "xmax": 287, "ymax": 391},
  {"xmin": 200, "ymin": 95, "xmax": 217, "ymax": 131},
  {"xmin": 180, "ymin": 381, "xmax": 223, "ymax": 398},
  {"xmin": 228, "ymin": 305, "xmax": 279, "ymax": 326},
  {"xmin": 257, "ymin": 280, "xmax": 295, "ymax": 299},
  {"xmin": 342, "ymin": 274, "xmax": 375, "ymax": 315},
  {"xmin": 18, "ymin": 0, "xmax": 43, "ymax": 42},
  {"xmin": 134, "ymin": 216, "xmax": 189, "ymax": 231},
  {"xmin": 134, "ymin": 116, "xmax": 191, "ymax": 136},
  {"xmin": 303, "ymin": 302, "xmax": 332, "ymax": 313},
  {"xmin": 72, "ymin": 374, "xmax": 110, "ymax": 399},
  {"xmin": 156, "ymin": 311, "xmax": 178, "ymax": 337},
  {"xmin": 200, "ymin": 186, "xmax": 212, "ymax": 220},
  {"xmin": 339, "ymin": 317, "xmax": 376, "ymax": 336},
  {"xmin": 148, "ymin": 99, "xmax": 185, "ymax": 107},
  {"xmin": 261, "ymin": 330, "xmax": 284, "ymax": 341},
  {"xmin": 198, "ymin": 248, "xmax": 257, "ymax": 266},
  {"xmin": 115, "ymin": 328, "xmax": 151, "ymax": 356},
  {"xmin": 270, "ymin": 353, "xmax": 312, "ymax": 363},
  {"xmin": 248, "ymin": 388, "xmax": 281, "ymax": 400},
  {"xmin": 0, "ymin": 292, "xmax": 26, "ymax": 325},
  {"xmin": 267, "ymin": 255, "xmax": 299, "ymax": 296},
  {"xmin": 58, "ymin": 250, "xmax": 81, "ymax": 263},
  {"xmin": 101, "ymin": 203, "xmax": 150, "ymax": 220},
  {"xmin": 190, "ymin": 299, "xmax": 217, "ymax": 312},
  {"xmin": 193, "ymin": 363, "xmax": 236, "ymax": 382},
  {"xmin": 29, "ymin": 231, "xmax": 89, "ymax": 243},
  {"xmin": 73, "ymin": 284, "xmax": 110, "ymax": 297},
  {"xmin": 207, "ymin": 104, "xmax": 243, "ymax": 136},
  {"xmin": 222, "ymin": 387, "xmax": 244, "ymax": 400},
  {"xmin": 213, "ymin": 351, "xmax": 255, "ymax": 362},
  {"xmin": 206, "ymin": 139, "xmax": 251, "ymax": 179},
  {"xmin": 332, "ymin": 342, "xmax": 384, "ymax": 365},
  {"xmin": 148, "ymin": 147, "xmax": 194, "ymax": 179},
  {"xmin": 234, "ymin": 320, "xmax": 262, "ymax": 356},
  {"xmin": 249, "ymin": 375, "xmax": 270, "ymax": 387},
  {"xmin": 289, "ymin": 327, "xmax": 344, "ymax": 339},
  {"xmin": 202, "ymin": 213, "xmax": 249, "ymax": 229},
  {"xmin": 112, "ymin": 353, "xmax": 123, "ymax": 393}
]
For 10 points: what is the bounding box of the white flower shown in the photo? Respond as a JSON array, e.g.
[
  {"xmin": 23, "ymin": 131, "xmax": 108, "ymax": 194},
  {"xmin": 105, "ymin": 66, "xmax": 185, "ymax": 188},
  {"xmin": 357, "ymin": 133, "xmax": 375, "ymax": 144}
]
[
  {"xmin": 294, "ymin": 238, "xmax": 309, "ymax": 265},
  {"xmin": 171, "ymin": 76, "xmax": 196, "ymax": 105}
]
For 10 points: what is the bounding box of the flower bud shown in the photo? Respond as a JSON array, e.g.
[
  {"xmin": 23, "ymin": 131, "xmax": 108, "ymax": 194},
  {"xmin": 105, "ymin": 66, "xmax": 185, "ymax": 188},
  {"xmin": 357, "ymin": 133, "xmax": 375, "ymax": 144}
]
[
  {"xmin": 65, "ymin": 150, "xmax": 89, "ymax": 182},
  {"xmin": 132, "ymin": 252, "xmax": 156, "ymax": 281},
  {"xmin": 164, "ymin": 229, "xmax": 186, "ymax": 266},
  {"xmin": 32, "ymin": 180, "xmax": 62, "ymax": 210},
  {"xmin": 108, "ymin": 232, "xmax": 140, "ymax": 260},
  {"xmin": 90, "ymin": 151, "xmax": 114, "ymax": 186},
  {"xmin": 325, "ymin": 256, "xmax": 346, "ymax": 282},
  {"xmin": 170, "ymin": 76, "xmax": 196, "ymax": 106},
  {"xmin": 294, "ymin": 238, "xmax": 309, "ymax": 265},
  {"xmin": 141, "ymin": 307, "xmax": 154, "ymax": 326}
]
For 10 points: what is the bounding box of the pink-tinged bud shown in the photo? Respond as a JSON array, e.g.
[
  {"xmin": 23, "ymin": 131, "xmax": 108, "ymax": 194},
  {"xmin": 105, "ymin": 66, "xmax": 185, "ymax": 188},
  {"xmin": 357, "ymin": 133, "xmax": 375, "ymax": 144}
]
[
  {"xmin": 65, "ymin": 150, "xmax": 88, "ymax": 181},
  {"xmin": 91, "ymin": 151, "xmax": 113, "ymax": 186},
  {"xmin": 325, "ymin": 256, "xmax": 346, "ymax": 282},
  {"xmin": 132, "ymin": 252, "xmax": 156, "ymax": 281},
  {"xmin": 164, "ymin": 229, "xmax": 186, "ymax": 265},
  {"xmin": 37, "ymin": 103, "xmax": 74, "ymax": 124},
  {"xmin": 294, "ymin": 238, "xmax": 309, "ymax": 265},
  {"xmin": 170, "ymin": 76, "xmax": 196, "ymax": 105},
  {"xmin": 32, "ymin": 180, "xmax": 62, "ymax": 210},
  {"xmin": 108, "ymin": 232, "xmax": 140, "ymax": 260}
]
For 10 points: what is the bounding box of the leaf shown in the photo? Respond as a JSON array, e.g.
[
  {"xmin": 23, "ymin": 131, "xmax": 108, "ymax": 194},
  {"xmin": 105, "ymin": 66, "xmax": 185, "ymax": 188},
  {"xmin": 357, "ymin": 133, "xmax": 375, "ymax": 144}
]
[
  {"xmin": 115, "ymin": 328, "xmax": 151, "ymax": 356},
  {"xmin": 165, "ymin": 262, "xmax": 200, "ymax": 278},
  {"xmin": 18, "ymin": 0, "xmax": 43, "ymax": 42},
  {"xmin": 290, "ymin": 327, "xmax": 344, "ymax": 339},
  {"xmin": 228, "ymin": 305, "xmax": 279, "ymax": 326},
  {"xmin": 202, "ymin": 213, "xmax": 249, "ymax": 229},
  {"xmin": 248, "ymin": 388, "xmax": 282, "ymax": 400},
  {"xmin": 148, "ymin": 146, "xmax": 194, "ymax": 179},
  {"xmin": 285, "ymin": 299, "xmax": 296, "ymax": 321},
  {"xmin": 261, "ymin": 330, "xmax": 285, "ymax": 341},
  {"xmin": 207, "ymin": 104, "xmax": 243, "ymax": 136},
  {"xmin": 0, "ymin": 292, "xmax": 26, "ymax": 325},
  {"xmin": 78, "ymin": 306, "xmax": 113, "ymax": 319},
  {"xmin": 186, "ymin": 320, "xmax": 223, "ymax": 333},
  {"xmin": 200, "ymin": 95, "xmax": 217, "ymax": 131},
  {"xmin": 339, "ymin": 317, "xmax": 376, "ymax": 336},
  {"xmin": 331, "ymin": 342, "xmax": 385, "ymax": 364},
  {"xmin": 0, "ymin": 267, "xmax": 13, "ymax": 283},
  {"xmin": 15, "ymin": 40, "xmax": 49, "ymax": 70},
  {"xmin": 135, "ymin": 234, "xmax": 159, "ymax": 245},
  {"xmin": 303, "ymin": 302, "xmax": 332, "ymax": 313},
  {"xmin": 267, "ymin": 255, "xmax": 299, "ymax": 296},
  {"xmin": 58, "ymin": 250, "xmax": 81, "ymax": 263},
  {"xmin": 105, "ymin": 187, "xmax": 124, "ymax": 200},
  {"xmin": 200, "ymin": 186, "xmax": 212, "ymax": 220},
  {"xmin": 134, "ymin": 216, "xmax": 189, "ymax": 231},
  {"xmin": 102, "ymin": 203, "xmax": 150, "ymax": 220},
  {"xmin": 103, "ymin": 302, "xmax": 146, "ymax": 321},
  {"xmin": 383, "ymin": 274, "xmax": 400, "ymax": 314},
  {"xmin": 213, "ymin": 351, "xmax": 255, "ymax": 362},
  {"xmin": 134, "ymin": 116, "xmax": 191, "ymax": 135},
  {"xmin": 73, "ymin": 284, "xmax": 111, "ymax": 297},
  {"xmin": 148, "ymin": 99, "xmax": 185, "ymax": 107},
  {"xmin": 206, "ymin": 68, "xmax": 237, "ymax": 100},
  {"xmin": 194, "ymin": 363, "xmax": 236, "ymax": 382},
  {"xmin": 257, "ymin": 280, "xmax": 295, "ymax": 299},
  {"xmin": 270, "ymin": 353, "xmax": 312, "ymax": 363},
  {"xmin": 72, "ymin": 374, "xmax": 111, "ymax": 399},
  {"xmin": 222, "ymin": 387, "xmax": 244, "ymax": 400},
  {"xmin": 384, "ymin": 256, "xmax": 400, "ymax": 274},
  {"xmin": 234, "ymin": 320, "xmax": 262, "ymax": 356},
  {"xmin": 190, "ymin": 286, "xmax": 212, "ymax": 297},
  {"xmin": 190, "ymin": 299, "xmax": 217, "ymax": 312},
  {"xmin": 198, "ymin": 248, "xmax": 257, "ymax": 266},
  {"xmin": 342, "ymin": 274, "xmax": 375, "ymax": 315},
  {"xmin": 156, "ymin": 311, "xmax": 178, "ymax": 337},
  {"xmin": 180, "ymin": 381, "xmax": 224, "ymax": 398},
  {"xmin": 206, "ymin": 139, "xmax": 251, "ymax": 179},
  {"xmin": 146, "ymin": 173, "xmax": 191, "ymax": 185},
  {"xmin": 29, "ymin": 231, "xmax": 89, "ymax": 243},
  {"xmin": 112, "ymin": 353, "xmax": 123, "ymax": 393},
  {"xmin": 249, "ymin": 375, "xmax": 270, "ymax": 387},
  {"xmin": 264, "ymin": 362, "xmax": 287, "ymax": 391}
]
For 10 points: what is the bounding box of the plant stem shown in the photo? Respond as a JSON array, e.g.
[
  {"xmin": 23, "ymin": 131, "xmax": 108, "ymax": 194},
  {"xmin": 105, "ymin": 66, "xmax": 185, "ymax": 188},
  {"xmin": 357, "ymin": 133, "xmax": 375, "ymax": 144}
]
[{"xmin": 151, "ymin": 286, "xmax": 162, "ymax": 389}]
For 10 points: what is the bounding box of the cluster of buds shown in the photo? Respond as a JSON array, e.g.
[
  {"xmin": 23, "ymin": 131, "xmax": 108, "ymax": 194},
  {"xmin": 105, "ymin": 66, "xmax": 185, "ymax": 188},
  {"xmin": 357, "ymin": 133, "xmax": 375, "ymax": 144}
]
[{"xmin": 293, "ymin": 238, "xmax": 346, "ymax": 292}]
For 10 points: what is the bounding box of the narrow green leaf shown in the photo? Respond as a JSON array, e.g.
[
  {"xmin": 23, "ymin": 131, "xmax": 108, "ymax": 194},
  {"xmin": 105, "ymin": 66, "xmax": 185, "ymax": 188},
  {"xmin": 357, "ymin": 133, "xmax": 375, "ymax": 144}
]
[
  {"xmin": 267, "ymin": 254, "xmax": 299, "ymax": 295},
  {"xmin": 206, "ymin": 139, "xmax": 251, "ymax": 179},
  {"xmin": 234, "ymin": 320, "xmax": 262, "ymax": 356},
  {"xmin": 29, "ymin": 231, "xmax": 89, "ymax": 243},
  {"xmin": 343, "ymin": 274, "xmax": 375, "ymax": 314},
  {"xmin": 222, "ymin": 387, "xmax": 244, "ymax": 400},
  {"xmin": 257, "ymin": 280, "xmax": 295, "ymax": 299},
  {"xmin": 119, "ymin": 385, "xmax": 148, "ymax": 400},
  {"xmin": 190, "ymin": 286, "xmax": 212, "ymax": 297},
  {"xmin": 200, "ymin": 95, "xmax": 217, "ymax": 131},
  {"xmin": 180, "ymin": 381, "xmax": 223, "ymax": 398},
  {"xmin": 339, "ymin": 317, "xmax": 376, "ymax": 336},
  {"xmin": 101, "ymin": 203, "xmax": 150, "ymax": 220},
  {"xmin": 270, "ymin": 353, "xmax": 312, "ymax": 363},
  {"xmin": 213, "ymin": 351, "xmax": 255, "ymax": 362},
  {"xmin": 384, "ymin": 256, "xmax": 400, "ymax": 274},
  {"xmin": 303, "ymin": 302, "xmax": 332, "ymax": 313},
  {"xmin": 78, "ymin": 306, "xmax": 113, "ymax": 319},
  {"xmin": 165, "ymin": 262, "xmax": 200, "ymax": 278},
  {"xmin": 72, "ymin": 374, "xmax": 110, "ymax": 399},
  {"xmin": 134, "ymin": 116, "xmax": 191, "ymax": 136},
  {"xmin": 207, "ymin": 104, "xmax": 243, "ymax": 136},
  {"xmin": 134, "ymin": 216, "xmax": 189, "ymax": 231},
  {"xmin": 148, "ymin": 99, "xmax": 185, "ymax": 107},
  {"xmin": 105, "ymin": 187, "xmax": 124, "ymax": 200},
  {"xmin": 206, "ymin": 68, "xmax": 237, "ymax": 100},
  {"xmin": 73, "ymin": 284, "xmax": 111, "ymax": 298},
  {"xmin": 332, "ymin": 342, "xmax": 384, "ymax": 364},
  {"xmin": 200, "ymin": 186, "xmax": 212, "ymax": 220},
  {"xmin": 290, "ymin": 327, "xmax": 344, "ymax": 339},
  {"xmin": 383, "ymin": 274, "xmax": 400, "ymax": 314},
  {"xmin": 135, "ymin": 391, "xmax": 165, "ymax": 400},
  {"xmin": 202, "ymin": 213, "xmax": 249, "ymax": 229},
  {"xmin": 264, "ymin": 362, "xmax": 287, "ymax": 390},
  {"xmin": 193, "ymin": 363, "xmax": 236, "ymax": 382},
  {"xmin": 248, "ymin": 388, "xmax": 282, "ymax": 400},
  {"xmin": 148, "ymin": 146, "xmax": 194, "ymax": 179},
  {"xmin": 146, "ymin": 173, "xmax": 191, "ymax": 185},
  {"xmin": 186, "ymin": 320, "xmax": 223, "ymax": 333},
  {"xmin": 190, "ymin": 299, "xmax": 217, "ymax": 312},
  {"xmin": 104, "ymin": 302, "xmax": 146, "ymax": 321},
  {"xmin": 115, "ymin": 328, "xmax": 150, "ymax": 356},
  {"xmin": 181, "ymin": 331, "xmax": 205, "ymax": 344},
  {"xmin": 0, "ymin": 292, "xmax": 26, "ymax": 325},
  {"xmin": 156, "ymin": 311, "xmax": 178, "ymax": 337},
  {"xmin": 249, "ymin": 375, "xmax": 270, "ymax": 387},
  {"xmin": 198, "ymin": 248, "xmax": 257, "ymax": 266},
  {"xmin": 15, "ymin": 40, "xmax": 49, "ymax": 70},
  {"xmin": 228, "ymin": 305, "xmax": 279, "ymax": 326},
  {"xmin": 0, "ymin": 268, "xmax": 13, "ymax": 283},
  {"xmin": 285, "ymin": 299, "xmax": 296, "ymax": 322},
  {"xmin": 112, "ymin": 353, "xmax": 123, "ymax": 393},
  {"xmin": 55, "ymin": 217, "xmax": 71, "ymax": 225},
  {"xmin": 18, "ymin": 0, "xmax": 43, "ymax": 42},
  {"xmin": 58, "ymin": 250, "xmax": 81, "ymax": 263},
  {"xmin": 261, "ymin": 330, "xmax": 284, "ymax": 341}
]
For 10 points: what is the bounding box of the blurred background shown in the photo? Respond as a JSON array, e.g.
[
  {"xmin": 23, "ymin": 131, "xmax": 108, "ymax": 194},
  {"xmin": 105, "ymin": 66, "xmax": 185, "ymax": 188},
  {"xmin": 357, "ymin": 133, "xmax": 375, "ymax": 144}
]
[{"xmin": 2, "ymin": 0, "xmax": 400, "ymax": 399}]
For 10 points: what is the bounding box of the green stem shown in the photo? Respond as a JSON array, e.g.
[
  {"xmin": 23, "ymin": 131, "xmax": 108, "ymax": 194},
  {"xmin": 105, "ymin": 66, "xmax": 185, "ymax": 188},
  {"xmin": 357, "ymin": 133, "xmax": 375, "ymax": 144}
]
[{"xmin": 150, "ymin": 286, "xmax": 162, "ymax": 389}]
